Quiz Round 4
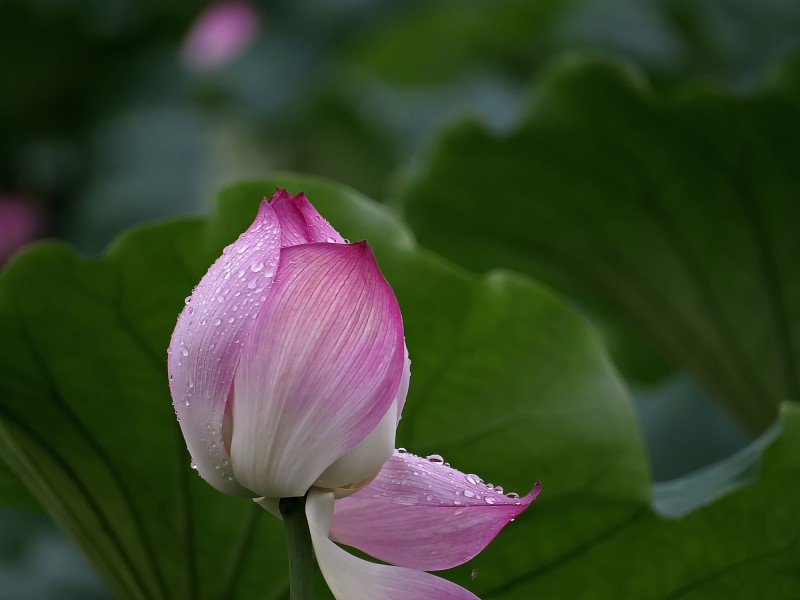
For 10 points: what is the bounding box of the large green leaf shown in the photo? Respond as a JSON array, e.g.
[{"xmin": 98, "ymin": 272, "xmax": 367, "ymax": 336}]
[
  {"xmin": 400, "ymin": 55, "xmax": 800, "ymax": 432},
  {"xmin": 346, "ymin": 0, "xmax": 571, "ymax": 85},
  {"xmin": 1, "ymin": 175, "xmax": 797, "ymax": 599}
]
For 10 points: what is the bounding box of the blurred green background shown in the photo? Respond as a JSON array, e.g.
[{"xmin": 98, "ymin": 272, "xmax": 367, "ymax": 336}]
[{"xmin": 1, "ymin": 0, "xmax": 799, "ymax": 597}]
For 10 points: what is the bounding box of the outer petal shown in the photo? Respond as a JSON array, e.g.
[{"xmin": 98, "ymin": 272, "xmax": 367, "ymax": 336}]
[
  {"xmin": 168, "ymin": 199, "xmax": 280, "ymax": 495},
  {"xmin": 230, "ymin": 241, "xmax": 405, "ymax": 497},
  {"xmin": 331, "ymin": 450, "xmax": 541, "ymax": 570},
  {"xmin": 269, "ymin": 189, "xmax": 346, "ymax": 247},
  {"xmin": 307, "ymin": 490, "xmax": 479, "ymax": 600}
]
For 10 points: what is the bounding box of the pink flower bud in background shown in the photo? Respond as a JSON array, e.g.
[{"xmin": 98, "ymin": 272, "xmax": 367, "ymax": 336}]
[
  {"xmin": 181, "ymin": 1, "xmax": 260, "ymax": 71},
  {"xmin": 0, "ymin": 195, "xmax": 45, "ymax": 264}
]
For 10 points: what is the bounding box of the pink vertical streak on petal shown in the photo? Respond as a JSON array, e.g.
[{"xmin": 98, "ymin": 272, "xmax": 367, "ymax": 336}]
[
  {"xmin": 331, "ymin": 450, "xmax": 541, "ymax": 570},
  {"xmin": 307, "ymin": 490, "xmax": 480, "ymax": 600},
  {"xmin": 181, "ymin": 1, "xmax": 260, "ymax": 72},
  {"xmin": 168, "ymin": 199, "xmax": 281, "ymax": 495},
  {"xmin": 230, "ymin": 241, "xmax": 405, "ymax": 498},
  {"xmin": 0, "ymin": 196, "xmax": 45, "ymax": 263},
  {"xmin": 269, "ymin": 189, "xmax": 346, "ymax": 247}
]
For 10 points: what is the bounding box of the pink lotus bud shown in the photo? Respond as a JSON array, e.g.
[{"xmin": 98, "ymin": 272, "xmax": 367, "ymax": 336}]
[
  {"xmin": 168, "ymin": 190, "xmax": 407, "ymax": 499},
  {"xmin": 181, "ymin": 1, "xmax": 260, "ymax": 71}
]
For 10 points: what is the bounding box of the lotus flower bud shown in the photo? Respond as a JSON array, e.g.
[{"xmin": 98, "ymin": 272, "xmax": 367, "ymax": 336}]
[{"xmin": 168, "ymin": 189, "xmax": 408, "ymax": 500}]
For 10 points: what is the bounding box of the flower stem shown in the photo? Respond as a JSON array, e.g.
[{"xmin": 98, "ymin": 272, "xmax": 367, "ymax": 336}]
[{"xmin": 279, "ymin": 495, "xmax": 315, "ymax": 600}]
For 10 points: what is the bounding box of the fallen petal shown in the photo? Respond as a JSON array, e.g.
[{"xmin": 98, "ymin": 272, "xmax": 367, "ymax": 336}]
[
  {"xmin": 331, "ymin": 450, "xmax": 541, "ymax": 570},
  {"xmin": 307, "ymin": 490, "xmax": 479, "ymax": 600}
]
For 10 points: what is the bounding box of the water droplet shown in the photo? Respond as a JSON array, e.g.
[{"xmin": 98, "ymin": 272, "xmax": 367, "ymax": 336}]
[
  {"xmin": 427, "ymin": 454, "xmax": 444, "ymax": 464},
  {"xmin": 485, "ymin": 497, "xmax": 496, "ymax": 505},
  {"xmin": 190, "ymin": 461, "xmax": 198, "ymax": 470},
  {"xmin": 325, "ymin": 237, "xmax": 335, "ymax": 243},
  {"xmin": 486, "ymin": 483, "xmax": 494, "ymax": 491},
  {"xmin": 463, "ymin": 489, "xmax": 476, "ymax": 498},
  {"xmin": 200, "ymin": 318, "xmax": 207, "ymax": 326},
  {"xmin": 425, "ymin": 494, "xmax": 433, "ymax": 501},
  {"xmin": 181, "ymin": 347, "xmax": 189, "ymax": 357},
  {"xmin": 454, "ymin": 507, "xmax": 466, "ymax": 516},
  {"xmin": 506, "ymin": 492, "xmax": 520, "ymax": 499},
  {"xmin": 247, "ymin": 279, "xmax": 257, "ymax": 289},
  {"xmin": 250, "ymin": 262, "xmax": 264, "ymax": 273},
  {"xmin": 227, "ymin": 317, "xmax": 235, "ymax": 324},
  {"xmin": 494, "ymin": 486, "xmax": 504, "ymax": 494},
  {"xmin": 213, "ymin": 318, "xmax": 221, "ymax": 326},
  {"xmin": 237, "ymin": 244, "xmax": 248, "ymax": 254},
  {"xmin": 397, "ymin": 447, "xmax": 407, "ymax": 454},
  {"xmin": 453, "ymin": 499, "xmax": 462, "ymax": 505},
  {"xmin": 184, "ymin": 296, "xmax": 192, "ymax": 305},
  {"xmin": 466, "ymin": 474, "xmax": 481, "ymax": 485}
]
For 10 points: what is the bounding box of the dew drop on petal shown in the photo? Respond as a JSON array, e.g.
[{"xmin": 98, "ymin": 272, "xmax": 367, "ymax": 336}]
[
  {"xmin": 250, "ymin": 261, "xmax": 264, "ymax": 273},
  {"xmin": 463, "ymin": 489, "xmax": 476, "ymax": 498},
  {"xmin": 213, "ymin": 318, "xmax": 221, "ymax": 326},
  {"xmin": 485, "ymin": 496, "xmax": 496, "ymax": 505},
  {"xmin": 466, "ymin": 474, "xmax": 480, "ymax": 485},
  {"xmin": 494, "ymin": 486, "xmax": 504, "ymax": 494},
  {"xmin": 507, "ymin": 492, "xmax": 520, "ymax": 499},
  {"xmin": 426, "ymin": 454, "xmax": 444, "ymax": 464},
  {"xmin": 397, "ymin": 447, "xmax": 407, "ymax": 454}
]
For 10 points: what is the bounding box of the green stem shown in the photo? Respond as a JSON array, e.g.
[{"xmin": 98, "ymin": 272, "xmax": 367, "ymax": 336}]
[{"xmin": 279, "ymin": 495, "xmax": 316, "ymax": 600}]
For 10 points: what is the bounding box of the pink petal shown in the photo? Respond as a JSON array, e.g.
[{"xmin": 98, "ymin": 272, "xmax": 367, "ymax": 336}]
[
  {"xmin": 307, "ymin": 490, "xmax": 479, "ymax": 600},
  {"xmin": 229, "ymin": 241, "xmax": 405, "ymax": 498},
  {"xmin": 168, "ymin": 199, "xmax": 281, "ymax": 495},
  {"xmin": 269, "ymin": 189, "xmax": 346, "ymax": 247},
  {"xmin": 331, "ymin": 450, "xmax": 541, "ymax": 570}
]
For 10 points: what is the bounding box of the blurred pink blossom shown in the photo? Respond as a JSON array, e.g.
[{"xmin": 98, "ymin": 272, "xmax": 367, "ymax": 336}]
[
  {"xmin": 0, "ymin": 196, "xmax": 45, "ymax": 264},
  {"xmin": 181, "ymin": 1, "xmax": 260, "ymax": 71}
]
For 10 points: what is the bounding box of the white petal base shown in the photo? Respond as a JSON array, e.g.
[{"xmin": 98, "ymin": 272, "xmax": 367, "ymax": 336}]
[{"xmin": 306, "ymin": 490, "xmax": 479, "ymax": 600}]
